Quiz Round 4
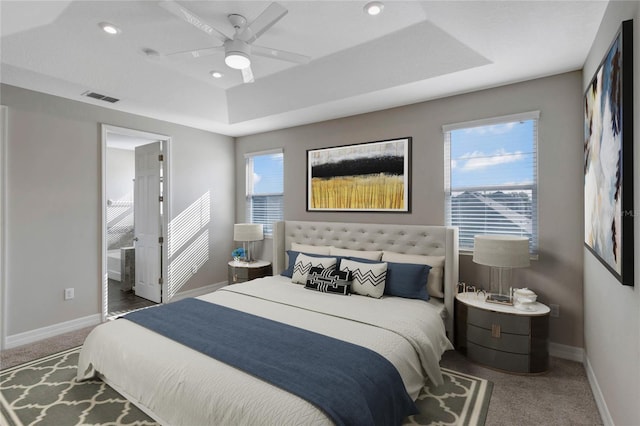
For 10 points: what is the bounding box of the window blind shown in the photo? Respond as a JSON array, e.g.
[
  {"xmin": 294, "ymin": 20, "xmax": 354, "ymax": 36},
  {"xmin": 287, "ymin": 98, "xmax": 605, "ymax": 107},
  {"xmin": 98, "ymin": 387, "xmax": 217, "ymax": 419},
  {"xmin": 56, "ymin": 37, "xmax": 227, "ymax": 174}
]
[
  {"xmin": 444, "ymin": 112, "xmax": 539, "ymax": 253},
  {"xmin": 245, "ymin": 149, "xmax": 284, "ymax": 236}
]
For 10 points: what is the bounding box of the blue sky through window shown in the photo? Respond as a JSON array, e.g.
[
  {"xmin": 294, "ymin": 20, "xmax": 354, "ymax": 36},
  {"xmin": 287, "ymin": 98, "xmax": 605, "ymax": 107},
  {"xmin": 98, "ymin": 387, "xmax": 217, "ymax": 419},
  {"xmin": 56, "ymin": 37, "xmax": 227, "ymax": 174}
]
[
  {"xmin": 450, "ymin": 120, "xmax": 534, "ymax": 188},
  {"xmin": 252, "ymin": 153, "xmax": 283, "ymax": 194}
]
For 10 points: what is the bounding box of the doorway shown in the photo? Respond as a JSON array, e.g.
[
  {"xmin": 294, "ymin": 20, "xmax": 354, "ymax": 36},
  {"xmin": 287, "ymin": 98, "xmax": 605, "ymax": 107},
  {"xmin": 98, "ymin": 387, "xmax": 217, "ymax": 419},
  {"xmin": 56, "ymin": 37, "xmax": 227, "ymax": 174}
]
[{"xmin": 101, "ymin": 125, "xmax": 171, "ymax": 319}]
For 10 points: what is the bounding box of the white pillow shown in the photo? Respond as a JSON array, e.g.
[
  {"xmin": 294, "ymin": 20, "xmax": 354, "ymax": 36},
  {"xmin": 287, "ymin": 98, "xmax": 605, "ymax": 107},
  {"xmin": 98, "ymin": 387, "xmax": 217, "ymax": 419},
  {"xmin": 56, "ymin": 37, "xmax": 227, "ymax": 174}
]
[
  {"xmin": 291, "ymin": 243, "xmax": 331, "ymax": 255},
  {"xmin": 339, "ymin": 259, "xmax": 387, "ymax": 299},
  {"xmin": 291, "ymin": 253, "xmax": 337, "ymax": 284},
  {"xmin": 330, "ymin": 247, "xmax": 383, "ymax": 261},
  {"xmin": 381, "ymin": 252, "xmax": 446, "ymax": 298}
]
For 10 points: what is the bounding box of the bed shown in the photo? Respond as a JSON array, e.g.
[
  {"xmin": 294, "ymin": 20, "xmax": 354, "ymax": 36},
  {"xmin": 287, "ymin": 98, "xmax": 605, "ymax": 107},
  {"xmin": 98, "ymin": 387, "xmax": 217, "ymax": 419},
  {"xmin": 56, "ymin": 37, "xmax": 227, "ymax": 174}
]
[{"xmin": 78, "ymin": 220, "xmax": 459, "ymax": 425}]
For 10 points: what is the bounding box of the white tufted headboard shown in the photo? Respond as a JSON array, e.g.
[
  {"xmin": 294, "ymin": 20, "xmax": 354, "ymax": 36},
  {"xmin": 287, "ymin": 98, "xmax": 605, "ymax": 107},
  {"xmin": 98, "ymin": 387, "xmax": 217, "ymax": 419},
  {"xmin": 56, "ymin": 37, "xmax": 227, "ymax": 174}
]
[{"xmin": 272, "ymin": 221, "xmax": 459, "ymax": 339}]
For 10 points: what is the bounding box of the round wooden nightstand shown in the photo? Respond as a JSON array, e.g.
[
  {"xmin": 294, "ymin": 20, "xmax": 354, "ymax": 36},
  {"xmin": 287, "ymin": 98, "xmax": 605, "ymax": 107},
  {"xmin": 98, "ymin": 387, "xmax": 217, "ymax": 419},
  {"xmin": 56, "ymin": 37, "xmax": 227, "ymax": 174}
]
[
  {"xmin": 455, "ymin": 291, "xmax": 550, "ymax": 374},
  {"xmin": 227, "ymin": 260, "xmax": 272, "ymax": 284}
]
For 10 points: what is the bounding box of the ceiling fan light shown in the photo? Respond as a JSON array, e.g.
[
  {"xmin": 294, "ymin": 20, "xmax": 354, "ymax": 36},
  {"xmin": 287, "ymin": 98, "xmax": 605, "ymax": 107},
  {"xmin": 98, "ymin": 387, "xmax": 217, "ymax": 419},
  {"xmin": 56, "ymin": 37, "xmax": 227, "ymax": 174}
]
[
  {"xmin": 225, "ymin": 52, "xmax": 251, "ymax": 70},
  {"xmin": 364, "ymin": 1, "xmax": 384, "ymax": 15}
]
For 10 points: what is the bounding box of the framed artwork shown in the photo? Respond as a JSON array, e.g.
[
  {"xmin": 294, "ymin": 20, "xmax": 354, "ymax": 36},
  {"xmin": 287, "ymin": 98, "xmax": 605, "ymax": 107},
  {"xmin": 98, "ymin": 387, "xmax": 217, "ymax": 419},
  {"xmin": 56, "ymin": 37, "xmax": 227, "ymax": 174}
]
[
  {"xmin": 584, "ymin": 19, "xmax": 634, "ymax": 286},
  {"xmin": 307, "ymin": 137, "xmax": 411, "ymax": 212}
]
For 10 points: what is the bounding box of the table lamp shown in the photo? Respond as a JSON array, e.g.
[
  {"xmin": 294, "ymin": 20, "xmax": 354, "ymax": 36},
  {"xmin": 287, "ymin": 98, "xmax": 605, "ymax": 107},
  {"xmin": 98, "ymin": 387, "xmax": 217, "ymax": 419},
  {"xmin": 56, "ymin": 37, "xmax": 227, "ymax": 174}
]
[
  {"xmin": 473, "ymin": 235, "xmax": 530, "ymax": 304},
  {"xmin": 233, "ymin": 223, "xmax": 264, "ymax": 263}
]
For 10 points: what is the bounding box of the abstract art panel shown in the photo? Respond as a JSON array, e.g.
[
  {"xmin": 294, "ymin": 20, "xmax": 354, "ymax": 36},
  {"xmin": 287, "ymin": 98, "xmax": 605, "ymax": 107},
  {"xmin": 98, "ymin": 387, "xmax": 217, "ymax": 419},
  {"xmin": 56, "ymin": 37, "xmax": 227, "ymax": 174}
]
[
  {"xmin": 584, "ymin": 20, "xmax": 634, "ymax": 286},
  {"xmin": 307, "ymin": 138, "xmax": 411, "ymax": 212}
]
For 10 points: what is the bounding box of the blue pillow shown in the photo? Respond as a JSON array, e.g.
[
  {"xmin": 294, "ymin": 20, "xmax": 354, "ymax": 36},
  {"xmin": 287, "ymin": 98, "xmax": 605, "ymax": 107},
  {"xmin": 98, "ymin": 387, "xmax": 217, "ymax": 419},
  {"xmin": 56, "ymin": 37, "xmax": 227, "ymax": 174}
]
[
  {"xmin": 281, "ymin": 250, "xmax": 344, "ymax": 278},
  {"xmin": 348, "ymin": 256, "xmax": 429, "ymax": 300},
  {"xmin": 384, "ymin": 261, "xmax": 431, "ymax": 301}
]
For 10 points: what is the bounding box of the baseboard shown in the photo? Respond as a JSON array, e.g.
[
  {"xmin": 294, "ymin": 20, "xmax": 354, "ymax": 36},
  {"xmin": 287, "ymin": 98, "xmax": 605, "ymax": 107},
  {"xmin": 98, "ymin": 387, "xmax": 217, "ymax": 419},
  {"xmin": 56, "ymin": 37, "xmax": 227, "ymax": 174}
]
[
  {"xmin": 5, "ymin": 314, "xmax": 101, "ymax": 349},
  {"xmin": 584, "ymin": 355, "xmax": 614, "ymax": 426},
  {"xmin": 171, "ymin": 281, "xmax": 227, "ymax": 302},
  {"xmin": 548, "ymin": 342, "xmax": 585, "ymax": 362}
]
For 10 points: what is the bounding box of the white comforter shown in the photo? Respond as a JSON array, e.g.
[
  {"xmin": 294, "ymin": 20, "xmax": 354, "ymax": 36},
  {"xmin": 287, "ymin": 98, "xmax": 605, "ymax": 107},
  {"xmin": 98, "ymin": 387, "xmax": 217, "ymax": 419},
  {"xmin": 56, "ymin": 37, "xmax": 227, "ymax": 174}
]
[{"xmin": 78, "ymin": 276, "xmax": 452, "ymax": 425}]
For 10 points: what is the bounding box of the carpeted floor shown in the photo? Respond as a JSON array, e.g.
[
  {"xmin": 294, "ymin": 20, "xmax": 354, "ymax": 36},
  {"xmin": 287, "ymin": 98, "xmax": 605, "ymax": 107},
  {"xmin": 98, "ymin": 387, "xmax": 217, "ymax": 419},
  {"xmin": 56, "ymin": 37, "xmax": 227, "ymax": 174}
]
[
  {"xmin": 441, "ymin": 351, "xmax": 602, "ymax": 425},
  {"xmin": 1, "ymin": 326, "xmax": 602, "ymax": 426}
]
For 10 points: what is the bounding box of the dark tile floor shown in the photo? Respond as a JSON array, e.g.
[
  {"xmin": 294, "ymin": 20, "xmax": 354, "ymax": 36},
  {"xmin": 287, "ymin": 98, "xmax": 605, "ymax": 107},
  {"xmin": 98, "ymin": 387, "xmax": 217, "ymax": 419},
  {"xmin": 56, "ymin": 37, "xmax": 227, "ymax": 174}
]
[{"xmin": 108, "ymin": 279, "xmax": 156, "ymax": 316}]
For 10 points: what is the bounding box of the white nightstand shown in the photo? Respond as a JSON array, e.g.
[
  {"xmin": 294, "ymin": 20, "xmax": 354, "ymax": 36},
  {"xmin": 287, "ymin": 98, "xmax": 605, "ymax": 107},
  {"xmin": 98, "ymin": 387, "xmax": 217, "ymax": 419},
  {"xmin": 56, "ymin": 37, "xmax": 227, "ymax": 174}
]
[
  {"xmin": 227, "ymin": 260, "xmax": 272, "ymax": 284},
  {"xmin": 455, "ymin": 291, "xmax": 550, "ymax": 374}
]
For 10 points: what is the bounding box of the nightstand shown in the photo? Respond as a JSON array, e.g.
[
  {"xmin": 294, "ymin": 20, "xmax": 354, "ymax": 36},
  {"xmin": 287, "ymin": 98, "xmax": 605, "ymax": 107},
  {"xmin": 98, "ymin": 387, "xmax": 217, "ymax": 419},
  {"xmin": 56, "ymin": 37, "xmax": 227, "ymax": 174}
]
[
  {"xmin": 455, "ymin": 292, "xmax": 550, "ymax": 374},
  {"xmin": 227, "ymin": 260, "xmax": 272, "ymax": 284}
]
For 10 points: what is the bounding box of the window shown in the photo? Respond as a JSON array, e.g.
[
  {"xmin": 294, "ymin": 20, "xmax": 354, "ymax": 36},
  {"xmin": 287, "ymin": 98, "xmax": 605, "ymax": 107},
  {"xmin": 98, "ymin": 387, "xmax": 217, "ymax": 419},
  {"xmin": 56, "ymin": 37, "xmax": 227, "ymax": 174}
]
[
  {"xmin": 245, "ymin": 149, "xmax": 284, "ymax": 237},
  {"xmin": 444, "ymin": 112, "xmax": 539, "ymax": 253}
]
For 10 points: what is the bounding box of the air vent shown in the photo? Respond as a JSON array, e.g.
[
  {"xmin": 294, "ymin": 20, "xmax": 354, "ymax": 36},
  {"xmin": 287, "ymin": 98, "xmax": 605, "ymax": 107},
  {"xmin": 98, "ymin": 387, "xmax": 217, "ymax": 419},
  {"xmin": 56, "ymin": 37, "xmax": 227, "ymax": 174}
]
[{"xmin": 81, "ymin": 91, "xmax": 120, "ymax": 103}]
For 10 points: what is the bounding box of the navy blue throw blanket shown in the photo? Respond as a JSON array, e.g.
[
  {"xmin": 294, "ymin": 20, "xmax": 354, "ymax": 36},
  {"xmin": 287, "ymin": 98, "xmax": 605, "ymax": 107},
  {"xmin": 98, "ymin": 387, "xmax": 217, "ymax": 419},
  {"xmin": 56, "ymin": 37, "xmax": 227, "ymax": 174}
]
[{"xmin": 124, "ymin": 298, "xmax": 418, "ymax": 426}]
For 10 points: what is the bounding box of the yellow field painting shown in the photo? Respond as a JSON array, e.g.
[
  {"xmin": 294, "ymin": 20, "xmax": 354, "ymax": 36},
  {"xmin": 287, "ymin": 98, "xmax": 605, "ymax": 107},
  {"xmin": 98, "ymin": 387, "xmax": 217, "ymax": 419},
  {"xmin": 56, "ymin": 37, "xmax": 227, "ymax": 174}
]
[{"xmin": 311, "ymin": 173, "xmax": 404, "ymax": 210}]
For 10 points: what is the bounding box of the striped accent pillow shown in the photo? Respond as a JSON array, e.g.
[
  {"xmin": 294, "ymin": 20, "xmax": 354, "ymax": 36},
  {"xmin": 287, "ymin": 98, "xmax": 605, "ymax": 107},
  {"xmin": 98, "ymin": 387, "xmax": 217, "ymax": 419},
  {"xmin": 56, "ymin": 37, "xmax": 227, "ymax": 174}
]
[
  {"xmin": 291, "ymin": 254, "xmax": 337, "ymax": 284},
  {"xmin": 305, "ymin": 267, "xmax": 352, "ymax": 295},
  {"xmin": 339, "ymin": 259, "xmax": 387, "ymax": 298}
]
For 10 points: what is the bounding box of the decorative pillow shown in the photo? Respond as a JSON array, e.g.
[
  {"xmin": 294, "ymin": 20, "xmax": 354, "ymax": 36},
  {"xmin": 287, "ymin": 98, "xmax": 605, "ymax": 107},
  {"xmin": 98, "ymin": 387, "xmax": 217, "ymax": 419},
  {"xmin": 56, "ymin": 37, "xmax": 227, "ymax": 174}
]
[
  {"xmin": 329, "ymin": 247, "xmax": 383, "ymax": 261},
  {"xmin": 339, "ymin": 259, "xmax": 387, "ymax": 299},
  {"xmin": 305, "ymin": 266, "xmax": 352, "ymax": 295},
  {"xmin": 384, "ymin": 262, "xmax": 431, "ymax": 301},
  {"xmin": 381, "ymin": 252, "xmax": 445, "ymax": 298},
  {"xmin": 281, "ymin": 250, "xmax": 336, "ymax": 278},
  {"xmin": 291, "ymin": 243, "xmax": 331, "ymax": 255},
  {"xmin": 291, "ymin": 254, "xmax": 337, "ymax": 284}
]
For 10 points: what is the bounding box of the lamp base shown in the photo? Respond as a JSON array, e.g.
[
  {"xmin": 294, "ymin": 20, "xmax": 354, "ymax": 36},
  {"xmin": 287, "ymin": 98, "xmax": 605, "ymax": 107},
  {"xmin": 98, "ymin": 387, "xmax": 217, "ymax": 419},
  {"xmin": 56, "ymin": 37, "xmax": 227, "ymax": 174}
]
[{"xmin": 485, "ymin": 293, "xmax": 513, "ymax": 305}]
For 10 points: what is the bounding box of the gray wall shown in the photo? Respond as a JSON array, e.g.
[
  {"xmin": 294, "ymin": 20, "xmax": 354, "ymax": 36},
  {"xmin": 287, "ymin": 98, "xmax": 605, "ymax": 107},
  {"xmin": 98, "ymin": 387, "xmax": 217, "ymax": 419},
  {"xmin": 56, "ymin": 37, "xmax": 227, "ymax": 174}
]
[
  {"xmin": 582, "ymin": 2, "xmax": 640, "ymax": 425},
  {"xmin": 1, "ymin": 84, "xmax": 235, "ymax": 337},
  {"xmin": 236, "ymin": 72, "xmax": 584, "ymax": 348}
]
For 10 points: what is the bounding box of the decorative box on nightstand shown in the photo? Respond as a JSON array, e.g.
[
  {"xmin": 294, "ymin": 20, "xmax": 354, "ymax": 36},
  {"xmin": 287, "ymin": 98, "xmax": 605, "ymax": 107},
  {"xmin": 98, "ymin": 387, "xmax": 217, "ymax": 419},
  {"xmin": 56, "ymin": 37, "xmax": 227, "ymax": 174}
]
[
  {"xmin": 455, "ymin": 292, "xmax": 550, "ymax": 374},
  {"xmin": 227, "ymin": 260, "xmax": 272, "ymax": 284}
]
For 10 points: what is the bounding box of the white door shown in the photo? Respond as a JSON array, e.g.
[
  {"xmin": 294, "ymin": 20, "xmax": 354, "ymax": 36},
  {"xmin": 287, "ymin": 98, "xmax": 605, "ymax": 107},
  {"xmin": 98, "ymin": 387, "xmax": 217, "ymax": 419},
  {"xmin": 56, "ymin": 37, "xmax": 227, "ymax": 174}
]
[{"xmin": 134, "ymin": 141, "xmax": 162, "ymax": 303}]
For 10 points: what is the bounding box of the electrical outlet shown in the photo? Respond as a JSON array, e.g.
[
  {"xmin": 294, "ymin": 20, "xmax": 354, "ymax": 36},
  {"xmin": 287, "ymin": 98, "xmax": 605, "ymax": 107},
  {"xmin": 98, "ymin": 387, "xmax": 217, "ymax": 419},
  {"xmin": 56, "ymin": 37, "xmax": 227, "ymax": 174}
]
[
  {"xmin": 549, "ymin": 303, "xmax": 560, "ymax": 318},
  {"xmin": 64, "ymin": 288, "xmax": 74, "ymax": 300}
]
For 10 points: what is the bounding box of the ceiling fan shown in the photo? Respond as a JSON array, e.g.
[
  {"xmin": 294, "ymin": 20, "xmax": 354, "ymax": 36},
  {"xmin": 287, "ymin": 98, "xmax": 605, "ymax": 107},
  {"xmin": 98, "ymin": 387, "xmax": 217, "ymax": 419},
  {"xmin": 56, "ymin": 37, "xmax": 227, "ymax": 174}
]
[{"xmin": 159, "ymin": 0, "xmax": 311, "ymax": 83}]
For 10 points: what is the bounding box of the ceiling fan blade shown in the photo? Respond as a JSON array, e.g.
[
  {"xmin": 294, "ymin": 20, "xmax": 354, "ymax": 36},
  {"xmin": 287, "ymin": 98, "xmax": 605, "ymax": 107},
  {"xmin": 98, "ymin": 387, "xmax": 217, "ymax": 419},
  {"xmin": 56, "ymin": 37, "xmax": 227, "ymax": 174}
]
[
  {"xmin": 251, "ymin": 45, "xmax": 311, "ymax": 64},
  {"xmin": 164, "ymin": 46, "xmax": 223, "ymax": 60},
  {"xmin": 159, "ymin": 0, "xmax": 230, "ymax": 42},
  {"xmin": 237, "ymin": 2, "xmax": 287, "ymax": 43},
  {"xmin": 241, "ymin": 66, "xmax": 255, "ymax": 83}
]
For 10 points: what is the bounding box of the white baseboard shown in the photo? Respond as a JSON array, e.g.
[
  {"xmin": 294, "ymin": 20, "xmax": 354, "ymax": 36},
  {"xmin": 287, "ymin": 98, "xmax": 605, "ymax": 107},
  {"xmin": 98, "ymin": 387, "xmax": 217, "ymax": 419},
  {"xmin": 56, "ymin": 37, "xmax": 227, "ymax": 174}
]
[
  {"xmin": 584, "ymin": 355, "xmax": 614, "ymax": 426},
  {"xmin": 171, "ymin": 281, "xmax": 227, "ymax": 302},
  {"xmin": 5, "ymin": 313, "xmax": 101, "ymax": 349},
  {"xmin": 548, "ymin": 341, "xmax": 585, "ymax": 362}
]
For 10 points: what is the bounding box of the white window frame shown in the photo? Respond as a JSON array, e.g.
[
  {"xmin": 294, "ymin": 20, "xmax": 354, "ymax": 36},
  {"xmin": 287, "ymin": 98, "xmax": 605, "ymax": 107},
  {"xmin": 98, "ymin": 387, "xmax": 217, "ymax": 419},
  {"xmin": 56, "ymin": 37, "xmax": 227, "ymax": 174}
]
[
  {"xmin": 245, "ymin": 148, "xmax": 284, "ymax": 238},
  {"xmin": 443, "ymin": 111, "xmax": 539, "ymax": 254}
]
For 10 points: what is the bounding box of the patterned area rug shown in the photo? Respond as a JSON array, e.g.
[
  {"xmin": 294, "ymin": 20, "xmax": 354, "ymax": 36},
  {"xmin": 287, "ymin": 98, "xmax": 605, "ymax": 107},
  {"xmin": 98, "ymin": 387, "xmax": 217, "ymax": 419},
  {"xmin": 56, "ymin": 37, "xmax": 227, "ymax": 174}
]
[{"xmin": 1, "ymin": 347, "xmax": 491, "ymax": 426}]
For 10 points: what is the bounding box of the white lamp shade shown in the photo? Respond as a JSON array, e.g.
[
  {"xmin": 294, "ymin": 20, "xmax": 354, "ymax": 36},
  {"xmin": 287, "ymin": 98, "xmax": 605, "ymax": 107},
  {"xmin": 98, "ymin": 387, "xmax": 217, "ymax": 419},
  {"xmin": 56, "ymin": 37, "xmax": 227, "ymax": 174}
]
[
  {"xmin": 234, "ymin": 223, "xmax": 264, "ymax": 242},
  {"xmin": 473, "ymin": 235, "xmax": 530, "ymax": 268}
]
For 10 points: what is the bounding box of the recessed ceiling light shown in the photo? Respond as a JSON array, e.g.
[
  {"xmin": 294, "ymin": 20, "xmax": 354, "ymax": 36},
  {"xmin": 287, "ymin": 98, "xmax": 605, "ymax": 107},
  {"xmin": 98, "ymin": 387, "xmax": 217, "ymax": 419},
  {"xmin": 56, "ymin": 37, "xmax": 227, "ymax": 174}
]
[
  {"xmin": 99, "ymin": 22, "xmax": 121, "ymax": 35},
  {"xmin": 210, "ymin": 71, "xmax": 224, "ymax": 79},
  {"xmin": 364, "ymin": 1, "xmax": 384, "ymax": 16}
]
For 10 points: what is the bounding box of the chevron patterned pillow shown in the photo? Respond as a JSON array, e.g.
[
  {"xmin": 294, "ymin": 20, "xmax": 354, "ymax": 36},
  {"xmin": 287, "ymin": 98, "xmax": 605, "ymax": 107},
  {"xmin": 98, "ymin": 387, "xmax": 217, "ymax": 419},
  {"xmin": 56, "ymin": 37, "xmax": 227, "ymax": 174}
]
[
  {"xmin": 339, "ymin": 259, "xmax": 388, "ymax": 298},
  {"xmin": 305, "ymin": 267, "xmax": 352, "ymax": 295},
  {"xmin": 291, "ymin": 253, "xmax": 337, "ymax": 284}
]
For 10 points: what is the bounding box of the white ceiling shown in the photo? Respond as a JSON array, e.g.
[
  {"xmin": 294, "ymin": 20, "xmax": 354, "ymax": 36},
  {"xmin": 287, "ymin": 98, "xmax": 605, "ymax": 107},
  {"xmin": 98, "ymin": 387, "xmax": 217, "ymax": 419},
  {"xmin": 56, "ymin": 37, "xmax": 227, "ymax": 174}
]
[{"xmin": 1, "ymin": 1, "xmax": 608, "ymax": 137}]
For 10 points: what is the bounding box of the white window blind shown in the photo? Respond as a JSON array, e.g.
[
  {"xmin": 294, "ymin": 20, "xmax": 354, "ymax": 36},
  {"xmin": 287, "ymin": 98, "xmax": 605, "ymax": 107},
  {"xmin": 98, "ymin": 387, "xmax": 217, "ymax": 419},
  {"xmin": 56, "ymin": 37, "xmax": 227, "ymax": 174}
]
[
  {"xmin": 245, "ymin": 149, "xmax": 283, "ymax": 236},
  {"xmin": 444, "ymin": 112, "xmax": 539, "ymax": 253}
]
